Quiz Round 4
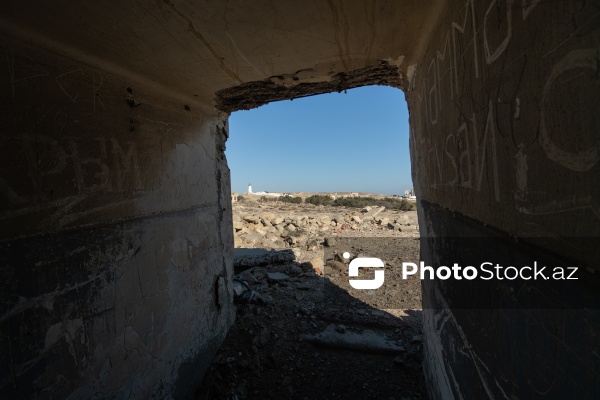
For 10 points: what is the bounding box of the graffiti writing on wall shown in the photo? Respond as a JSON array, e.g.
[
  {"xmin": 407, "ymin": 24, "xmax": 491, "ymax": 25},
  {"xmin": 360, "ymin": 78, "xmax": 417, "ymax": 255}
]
[{"xmin": 409, "ymin": 0, "xmax": 598, "ymax": 214}]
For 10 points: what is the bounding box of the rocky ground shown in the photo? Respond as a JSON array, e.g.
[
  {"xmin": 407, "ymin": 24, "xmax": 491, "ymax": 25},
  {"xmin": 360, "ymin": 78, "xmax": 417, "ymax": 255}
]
[
  {"xmin": 232, "ymin": 201, "xmax": 419, "ymax": 264},
  {"xmin": 196, "ymin": 200, "xmax": 425, "ymax": 400}
]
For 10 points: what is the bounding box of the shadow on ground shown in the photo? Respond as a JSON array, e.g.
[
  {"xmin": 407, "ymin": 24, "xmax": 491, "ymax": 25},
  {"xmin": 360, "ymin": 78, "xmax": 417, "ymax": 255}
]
[{"xmin": 196, "ymin": 247, "xmax": 426, "ymax": 400}]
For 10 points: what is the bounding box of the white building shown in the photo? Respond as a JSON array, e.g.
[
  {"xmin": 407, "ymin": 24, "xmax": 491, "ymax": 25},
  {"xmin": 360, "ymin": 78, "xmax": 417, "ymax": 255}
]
[{"xmin": 248, "ymin": 183, "xmax": 252, "ymax": 194}]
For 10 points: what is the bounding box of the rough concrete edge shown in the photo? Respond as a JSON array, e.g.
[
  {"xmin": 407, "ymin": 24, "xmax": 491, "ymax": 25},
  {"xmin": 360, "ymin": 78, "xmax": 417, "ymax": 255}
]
[{"xmin": 214, "ymin": 61, "xmax": 406, "ymax": 112}]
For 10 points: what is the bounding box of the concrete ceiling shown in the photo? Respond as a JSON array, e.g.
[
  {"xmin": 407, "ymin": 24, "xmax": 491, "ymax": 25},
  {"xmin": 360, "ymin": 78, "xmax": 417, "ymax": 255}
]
[{"xmin": 0, "ymin": 0, "xmax": 445, "ymax": 109}]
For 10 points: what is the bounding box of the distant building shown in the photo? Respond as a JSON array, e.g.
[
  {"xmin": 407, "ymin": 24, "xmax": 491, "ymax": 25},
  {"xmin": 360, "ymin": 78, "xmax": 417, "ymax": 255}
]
[
  {"xmin": 248, "ymin": 183, "xmax": 252, "ymax": 194},
  {"xmin": 404, "ymin": 188, "xmax": 415, "ymax": 197},
  {"xmin": 254, "ymin": 192, "xmax": 282, "ymax": 197}
]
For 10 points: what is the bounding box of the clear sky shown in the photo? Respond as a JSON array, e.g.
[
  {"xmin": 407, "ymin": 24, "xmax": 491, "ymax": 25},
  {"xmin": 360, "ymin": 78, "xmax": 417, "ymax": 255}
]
[{"xmin": 226, "ymin": 85, "xmax": 412, "ymax": 195}]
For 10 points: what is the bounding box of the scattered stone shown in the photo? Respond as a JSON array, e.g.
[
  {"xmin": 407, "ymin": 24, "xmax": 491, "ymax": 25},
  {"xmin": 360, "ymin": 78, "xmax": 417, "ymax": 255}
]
[
  {"xmin": 232, "ymin": 279, "xmax": 269, "ymax": 304},
  {"xmin": 307, "ymin": 257, "xmax": 324, "ymax": 275},
  {"xmin": 266, "ymin": 272, "xmax": 290, "ymax": 282},
  {"xmin": 286, "ymin": 264, "xmax": 303, "ymax": 276},
  {"xmin": 259, "ymin": 212, "xmax": 275, "ymax": 221},
  {"xmin": 286, "ymin": 224, "xmax": 297, "ymax": 232},
  {"xmin": 333, "ymin": 216, "xmax": 345, "ymax": 224},
  {"xmin": 326, "ymin": 260, "xmax": 346, "ymax": 273},
  {"xmin": 364, "ymin": 206, "xmax": 385, "ymax": 219},
  {"xmin": 302, "ymin": 325, "xmax": 406, "ymax": 355},
  {"xmin": 324, "ymin": 237, "xmax": 337, "ymax": 247},
  {"xmin": 243, "ymin": 215, "xmax": 260, "ymax": 224},
  {"xmin": 272, "ymin": 217, "xmax": 284, "ymax": 225},
  {"xmin": 306, "ymin": 239, "xmax": 319, "ymax": 251}
]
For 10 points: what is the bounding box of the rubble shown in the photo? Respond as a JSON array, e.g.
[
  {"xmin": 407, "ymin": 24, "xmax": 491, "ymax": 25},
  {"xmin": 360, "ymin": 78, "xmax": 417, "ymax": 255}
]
[{"xmin": 233, "ymin": 201, "xmax": 420, "ymax": 262}]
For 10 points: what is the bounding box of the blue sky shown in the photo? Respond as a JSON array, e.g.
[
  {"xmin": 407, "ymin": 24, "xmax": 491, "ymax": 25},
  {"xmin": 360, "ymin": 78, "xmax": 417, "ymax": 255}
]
[{"xmin": 226, "ymin": 85, "xmax": 412, "ymax": 195}]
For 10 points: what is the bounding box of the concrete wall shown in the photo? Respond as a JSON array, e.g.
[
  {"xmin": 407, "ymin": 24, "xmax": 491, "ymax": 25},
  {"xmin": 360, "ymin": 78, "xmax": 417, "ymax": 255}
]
[
  {"xmin": 408, "ymin": 0, "xmax": 599, "ymax": 238},
  {"xmin": 407, "ymin": 1, "xmax": 600, "ymax": 398},
  {"xmin": 0, "ymin": 36, "xmax": 235, "ymax": 398},
  {"xmin": 0, "ymin": 0, "xmax": 598, "ymax": 398}
]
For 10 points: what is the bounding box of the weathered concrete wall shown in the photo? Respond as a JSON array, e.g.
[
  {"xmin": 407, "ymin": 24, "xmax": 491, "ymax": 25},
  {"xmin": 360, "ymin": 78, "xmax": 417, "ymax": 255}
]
[
  {"xmin": 406, "ymin": 1, "xmax": 600, "ymax": 398},
  {"xmin": 0, "ymin": 36, "xmax": 235, "ymax": 398},
  {"xmin": 408, "ymin": 0, "xmax": 599, "ymax": 238},
  {"xmin": 0, "ymin": 0, "xmax": 598, "ymax": 398}
]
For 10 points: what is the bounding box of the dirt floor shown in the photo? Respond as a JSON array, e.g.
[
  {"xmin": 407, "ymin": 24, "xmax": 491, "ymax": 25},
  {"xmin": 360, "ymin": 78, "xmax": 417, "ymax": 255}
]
[{"xmin": 196, "ymin": 203, "xmax": 426, "ymax": 400}]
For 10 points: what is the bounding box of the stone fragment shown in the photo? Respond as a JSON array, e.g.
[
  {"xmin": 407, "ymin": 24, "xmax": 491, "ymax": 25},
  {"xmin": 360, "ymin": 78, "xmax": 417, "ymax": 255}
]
[
  {"xmin": 286, "ymin": 264, "xmax": 303, "ymax": 276},
  {"xmin": 324, "ymin": 237, "xmax": 337, "ymax": 247},
  {"xmin": 259, "ymin": 212, "xmax": 275, "ymax": 221},
  {"xmin": 266, "ymin": 272, "xmax": 289, "ymax": 282},
  {"xmin": 306, "ymin": 239, "xmax": 319, "ymax": 251},
  {"xmin": 233, "ymin": 221, "xmax": 244, "ymax": 231},
  {"xmin": 378, "ymin": 218, "xmax": 389, "ymax": 226},
  {"xmin": 260, "ymin": 218, "xmax": 272, "ymax": 227},
  {"xmin": 326, "ymin": 260, "xmax": 346, "ymax": 273},
  {"xmin": 364, "ymin": 206, "xmax": 385, "ymax": 219},
  {"xmin": 243, "ymin": 215, "xmax": 260, "ymax": 224},
  {"xmin": 307, "ymin": 257, "xmax": 323, "ymax": 275},
  {"xmin": 333, "ymin": 216, "xmax": 345, "ymax": 224},
  {"xmin": 272, "ymin": 217, "xmax": 284, "ymax": 225},
  {"xmin": 302, "ymin": 325, "xmax": 406, "ymax": 355}
]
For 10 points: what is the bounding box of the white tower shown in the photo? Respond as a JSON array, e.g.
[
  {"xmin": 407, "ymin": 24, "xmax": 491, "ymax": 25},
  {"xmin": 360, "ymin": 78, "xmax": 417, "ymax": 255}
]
[{"xmin": 248, "ymin": 183, "xmax": 252, "ymax": 194}]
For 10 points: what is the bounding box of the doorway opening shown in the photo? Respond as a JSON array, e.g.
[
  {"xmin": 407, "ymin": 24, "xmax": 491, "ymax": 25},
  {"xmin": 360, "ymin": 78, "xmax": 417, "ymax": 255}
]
[{"xmin": 199, "ymin": 86, "xmax": 427, "ymax": 399}]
